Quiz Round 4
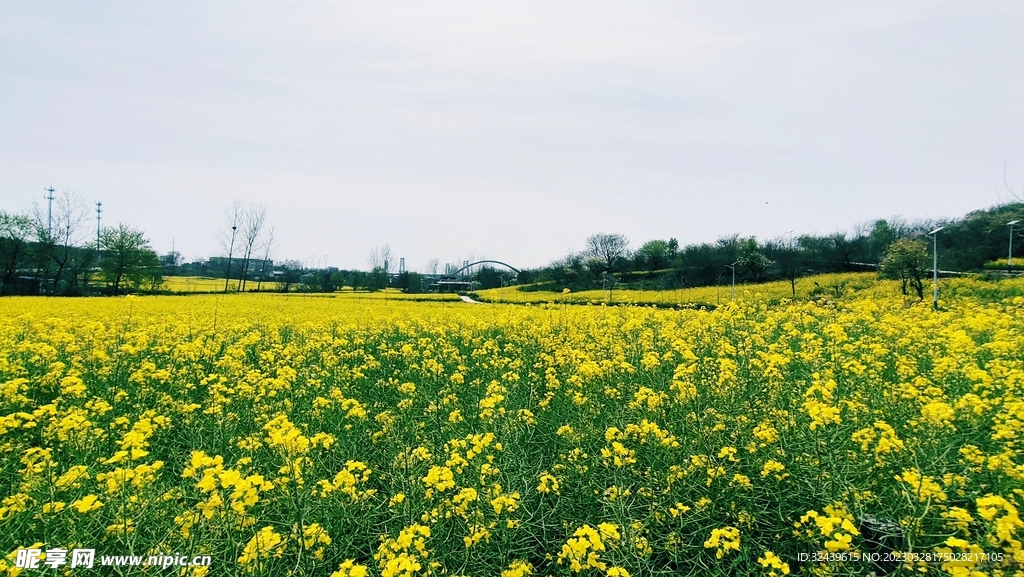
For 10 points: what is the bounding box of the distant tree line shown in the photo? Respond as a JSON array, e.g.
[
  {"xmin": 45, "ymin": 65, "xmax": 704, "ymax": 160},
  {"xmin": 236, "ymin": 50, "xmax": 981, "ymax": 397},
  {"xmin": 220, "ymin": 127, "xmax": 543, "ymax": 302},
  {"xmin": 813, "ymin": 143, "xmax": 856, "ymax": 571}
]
[
  {"xmin": 518, "ymin": 202, "xmax": 1024, "ymax": 295},
  {"xmin": 7, "ymin": 192, "xmax": 1020, "ymax": 298},
  {"xmin": 0, "ymin": 191, "xmax": 162, "ymax": 296}
]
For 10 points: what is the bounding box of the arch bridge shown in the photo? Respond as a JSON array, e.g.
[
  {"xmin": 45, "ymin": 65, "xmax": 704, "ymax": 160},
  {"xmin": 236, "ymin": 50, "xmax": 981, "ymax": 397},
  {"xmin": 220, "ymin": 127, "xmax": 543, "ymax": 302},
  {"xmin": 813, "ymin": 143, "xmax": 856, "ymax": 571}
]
[{"xmin": 451, "ymin": 260, "xmax": 520, "ymax": 277}]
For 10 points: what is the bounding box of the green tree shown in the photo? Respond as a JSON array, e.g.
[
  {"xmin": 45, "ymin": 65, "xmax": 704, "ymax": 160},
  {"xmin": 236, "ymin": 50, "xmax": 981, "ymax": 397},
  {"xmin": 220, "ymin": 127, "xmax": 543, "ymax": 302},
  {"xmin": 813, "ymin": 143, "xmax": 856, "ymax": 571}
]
[
  {"xmin": 302, "ymin": 270, "xmax": 337, "ymax": 293},
  {"xmin": 367, "ymin": 267, "xmax": 389, "ymax": 291},
  {"xmin": 737, "ymin": 237, "xmax": 773, "ymax": 281},
  {"xmin": 99, "ymin": 223, "xmax": 161, "ymax": 295},
  {"xmin": 396, "ymin": 271, "xmax": 426, "ymax": 293},
  {"xmin": 278, "ymin": 261, "xmax": 303, "ymax": 292},
  {"xmin": 880, "ymin": 238, "xmax": 928, "ymax": 300},
  {"xmin": 635, "ymin": 239, "xmax": 669, "ymax": 271},
  {"xmin": 867, "ymin": 219, "xmax": 901, "ymax": 263},
  {"xmin": 0, "ymin": 211, "xmax": 34, "ymax": 295}
]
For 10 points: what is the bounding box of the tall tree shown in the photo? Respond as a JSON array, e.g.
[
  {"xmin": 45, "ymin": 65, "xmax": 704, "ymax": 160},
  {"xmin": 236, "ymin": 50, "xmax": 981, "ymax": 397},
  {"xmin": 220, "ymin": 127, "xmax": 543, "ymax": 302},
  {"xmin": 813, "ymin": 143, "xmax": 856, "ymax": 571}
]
[
  {"xmin": 238, "ymin": 203, "xmax": 267, "ymax": 292},
  {"xmin": 367, "ymin": 244, "xmax": 393, "ymax": 290},
  {"xmin": 367, "ymin": 244, "xmax": 393, "ymax": 272},
  {"xmin": 256, "ymin": 225, "xmax": 277, "ymax": 292},
  {"xmin": 34, "ymin": 191, "xmax": 90, "ymax": 295},
  {"xmin": 218, "ymin": 201, "xmax": 243, "ymax": 292},
  {"xmin": 585, "ymin": 233, "xmax": 629, "ymax": 272},
  {"xmin": 99, "ymin": 223, "xmax": 160, "ymax": 295}
]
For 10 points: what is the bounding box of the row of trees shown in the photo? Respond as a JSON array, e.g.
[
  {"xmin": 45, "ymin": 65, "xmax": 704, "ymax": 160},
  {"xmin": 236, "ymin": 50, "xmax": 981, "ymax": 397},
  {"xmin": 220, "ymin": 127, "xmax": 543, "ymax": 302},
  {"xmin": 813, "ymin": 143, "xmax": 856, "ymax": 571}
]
[
  {"xmin": 5, "ymin": 190, "xmax": 1020, "ymax": 297},
  {"xmin": 1, "ymin": 195, "xmax": 282, "ymax": 297},
  {"xmin": 0, "ymin": 192, "xmax": 162, "ymax": 296},
  {"xmin": 288, "ymin": 199, "xmax": 1020, "ymax": 296},
  {"xmin": 529, "ymin": 202, "xmax": 1024, "ymax": 296}
]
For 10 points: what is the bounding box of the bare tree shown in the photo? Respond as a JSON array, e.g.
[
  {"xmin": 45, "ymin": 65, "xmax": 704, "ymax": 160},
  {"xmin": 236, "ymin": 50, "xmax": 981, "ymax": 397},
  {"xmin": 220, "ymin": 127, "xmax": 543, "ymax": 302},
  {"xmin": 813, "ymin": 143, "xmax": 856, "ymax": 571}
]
[
  {"xmin": 368, "ymin": 244, "xmax": 394, "ymax": 272},
  {"xmin": 367, "ymin": 244, "xmax": 393, "ymax": 291},
  {"xmin": 33, "ymin": 191, "xmax": 90, "ymax": 294},
  {"xmin": 1006, "ymin": 163, "xmax": 1023, "ymax": 202},
  {"xmin": 238, "ymin": 203, "xmax": 267, "ymax": 292},
  {"xmin": 426, "ymin": 258, "xmax": 439, "ymax": 276},
  {"xmin": 585, "ymin": 233, "xmax": 630, "ymax": 272},
  {"xmin": 256, "ymin": 225, "xmax": 277, "ymax": 292},
  {"xmin": 218, "ymin": 201, "xmax": 243, "ymax": 292}
]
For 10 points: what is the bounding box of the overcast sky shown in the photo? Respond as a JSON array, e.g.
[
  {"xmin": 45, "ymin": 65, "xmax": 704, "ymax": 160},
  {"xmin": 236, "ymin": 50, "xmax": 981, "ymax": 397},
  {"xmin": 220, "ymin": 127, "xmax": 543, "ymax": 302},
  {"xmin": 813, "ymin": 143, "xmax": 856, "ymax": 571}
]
[{"xmin": 3, "ymin": 2, "xmax": 1023, "ymax": 270}]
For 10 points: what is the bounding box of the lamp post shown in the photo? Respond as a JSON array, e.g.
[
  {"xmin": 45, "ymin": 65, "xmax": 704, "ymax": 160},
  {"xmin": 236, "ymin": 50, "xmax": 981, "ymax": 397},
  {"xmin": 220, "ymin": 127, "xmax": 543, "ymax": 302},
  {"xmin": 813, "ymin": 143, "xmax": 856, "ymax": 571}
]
[
  {"xmin": 726, "ymin": 261, "xmax": 738, "ymax": 300},
  {"xmin": 927, "ymin": 226, "xmax": 944, "ymax": 310},
  {"xmin": 1008, "ymin": 220, "xmax": 1020, "ymax": 273},
  {"xmin": 224, "ymin": 225, "xmax": 237, "ymax": 293}
]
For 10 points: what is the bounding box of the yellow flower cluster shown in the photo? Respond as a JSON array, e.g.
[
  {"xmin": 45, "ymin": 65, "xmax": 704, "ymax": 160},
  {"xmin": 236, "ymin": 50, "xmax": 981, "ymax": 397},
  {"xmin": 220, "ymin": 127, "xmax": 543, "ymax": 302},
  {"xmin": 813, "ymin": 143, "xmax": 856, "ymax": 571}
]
[
  {"xmin": 374, "ymin": 523, "xmax": 432, "ymax": 577},
  {"xmin": 703, "ymin": 526, "xmax": 741, "ymax": 559},
  {"xmin": 757, "ymin": 551, "xmax": 790, "ymax": 576},
  {"xmin": 316, "ymin": 461, "xmax": 375, "ymax": 502},
  {"xmin": 238, "ymin": 526, "xmax": 285, "ymax": 569},
  {"xmin": 795, "ymin": 506, "xmax": 859, "ymax": 552},
  {"xmin": 2, "ymin": 281, "xmax": 1024, "ymax": 573},
  {"xmin": 557, "ymin": 523, "xmax": 620, "ymax": 573}
]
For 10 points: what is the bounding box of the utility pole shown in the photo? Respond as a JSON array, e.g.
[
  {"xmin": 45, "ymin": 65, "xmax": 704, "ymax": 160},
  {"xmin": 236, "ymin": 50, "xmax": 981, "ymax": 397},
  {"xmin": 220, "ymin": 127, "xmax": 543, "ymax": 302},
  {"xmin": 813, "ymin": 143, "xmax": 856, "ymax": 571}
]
[
  {"xmin": 95, "ymin": 202, "xmax": 102, "ymax": 248},
  {"xmin": 94, "ymin": 202, "xmax": 102, "ymax": 292},
  {"xmin": 224, "ymin": 226, "xmax": 237, "ymax": 293},
  {"xmin": 727, "ymin": 261, "xmax": 738, "ymax": 300},
  {"xmin": 44, "ymin": 186, "xmax": 55, "ymax": 238},
  {"xmin": 928, "ymin": 227, "xmax": 944, "ymax": 310},
  {"xmin": 1008, "ymin": 220, "xmax": 1020, "ymax": 273}
]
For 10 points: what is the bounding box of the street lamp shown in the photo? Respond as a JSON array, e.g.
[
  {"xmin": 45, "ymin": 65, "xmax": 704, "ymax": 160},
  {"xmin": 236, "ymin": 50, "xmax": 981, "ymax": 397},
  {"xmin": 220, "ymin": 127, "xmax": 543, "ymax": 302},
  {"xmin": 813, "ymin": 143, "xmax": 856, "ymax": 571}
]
[
  {"xmin": 1008, "ymin": 220, "xmax": 1020, "ymax": 273},
  {"xmin": 726, "ymin": 261, "xmax": 739, "ymax": 300},
  {"xmin": 224, "ymin": 225, "xmax": 237, "ymax": 293},
  {"xmin": 927, "ymin": 226, "xmax": 944, "ymax": 310}
]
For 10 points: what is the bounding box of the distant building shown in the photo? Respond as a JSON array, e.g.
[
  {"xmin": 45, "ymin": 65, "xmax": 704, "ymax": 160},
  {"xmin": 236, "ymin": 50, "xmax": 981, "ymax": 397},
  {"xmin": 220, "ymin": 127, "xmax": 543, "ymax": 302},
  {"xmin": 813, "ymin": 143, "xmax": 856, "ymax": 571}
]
[
  {"xmin": 207, "ymin": 257, "xmax": 273, "ymax": 275},
  {"xmin": 430, "ymin": 276, "xmax": 478, "ymax": 292}
]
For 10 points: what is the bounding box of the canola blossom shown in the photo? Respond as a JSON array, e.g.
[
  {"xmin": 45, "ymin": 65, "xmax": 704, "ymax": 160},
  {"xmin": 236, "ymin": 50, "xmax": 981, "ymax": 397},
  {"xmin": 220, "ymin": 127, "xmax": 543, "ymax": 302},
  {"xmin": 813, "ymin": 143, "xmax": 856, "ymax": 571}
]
[{"xmin": 1, "ymin": 289, "xmax": 1023, "ymax": 575}]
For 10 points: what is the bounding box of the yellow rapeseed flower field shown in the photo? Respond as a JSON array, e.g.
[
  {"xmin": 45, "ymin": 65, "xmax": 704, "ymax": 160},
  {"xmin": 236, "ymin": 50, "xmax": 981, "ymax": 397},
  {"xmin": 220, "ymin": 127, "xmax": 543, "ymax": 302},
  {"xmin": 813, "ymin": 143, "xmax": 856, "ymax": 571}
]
[{"xmin": 1, "ymin": 282, "xmax": 1023, "ymax": 575}]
